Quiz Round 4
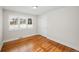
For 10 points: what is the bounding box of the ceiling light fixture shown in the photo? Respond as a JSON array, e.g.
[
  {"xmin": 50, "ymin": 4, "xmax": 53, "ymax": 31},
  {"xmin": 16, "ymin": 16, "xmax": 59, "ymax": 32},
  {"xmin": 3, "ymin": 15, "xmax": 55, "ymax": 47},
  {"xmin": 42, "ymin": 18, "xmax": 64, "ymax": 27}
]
[{"xmin": 32, "ymin": 6, "xmax": 38, "ymax": 9}]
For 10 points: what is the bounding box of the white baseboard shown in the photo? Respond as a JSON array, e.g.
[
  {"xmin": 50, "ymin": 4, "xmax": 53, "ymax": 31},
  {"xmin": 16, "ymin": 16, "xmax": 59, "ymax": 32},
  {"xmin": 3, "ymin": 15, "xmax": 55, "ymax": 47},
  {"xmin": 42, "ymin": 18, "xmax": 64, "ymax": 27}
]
[{"xmin": 3, "ymin": 34, "xmax": 39, "ymax": 42}]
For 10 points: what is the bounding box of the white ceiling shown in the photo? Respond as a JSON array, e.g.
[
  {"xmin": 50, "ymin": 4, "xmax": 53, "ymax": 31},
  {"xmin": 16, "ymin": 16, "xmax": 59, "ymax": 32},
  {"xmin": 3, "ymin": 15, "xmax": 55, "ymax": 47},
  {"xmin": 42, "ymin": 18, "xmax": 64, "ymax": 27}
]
[{"xmin": 2, "ymin": 6, "xmax": 64, "ymax": 15}]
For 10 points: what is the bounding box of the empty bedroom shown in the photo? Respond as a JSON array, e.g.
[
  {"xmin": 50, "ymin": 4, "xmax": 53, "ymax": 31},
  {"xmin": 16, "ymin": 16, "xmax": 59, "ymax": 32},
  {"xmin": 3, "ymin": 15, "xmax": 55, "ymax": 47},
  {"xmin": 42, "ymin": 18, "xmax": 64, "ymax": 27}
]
[{"xmin": 0, "ymin": 6, "xmax": 79, "ymax": 52}]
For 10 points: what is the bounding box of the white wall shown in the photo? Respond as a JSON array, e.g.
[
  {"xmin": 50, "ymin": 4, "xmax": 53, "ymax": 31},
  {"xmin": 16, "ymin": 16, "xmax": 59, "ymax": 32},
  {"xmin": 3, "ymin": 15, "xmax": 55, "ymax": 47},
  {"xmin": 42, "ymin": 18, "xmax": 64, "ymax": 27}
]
[
  {"xmin": 0, "ymin": 7, "xmax": 3, "ymax": 51},
  {"xmin": 3, "ymin": 10, "xmax": 37, "ymax": 42},
  {"xmin": 38, "ymin": 7, "xmax": 79, "ymax": 50},
  {"xmin": 0, "ymin": 7, "xmax": 3, "ymax": 41}
]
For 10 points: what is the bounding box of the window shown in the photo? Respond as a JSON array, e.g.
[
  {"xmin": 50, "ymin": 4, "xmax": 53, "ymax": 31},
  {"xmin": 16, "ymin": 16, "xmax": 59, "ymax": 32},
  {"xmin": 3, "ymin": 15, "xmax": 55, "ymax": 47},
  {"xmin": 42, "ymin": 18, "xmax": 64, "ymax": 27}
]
[
  {"xmin": 28, "ymin": 18, "xmax": 32, "ymax": 24},
  {"xmin": 27, "ymin": 18, "xmax": 33, "ymax": 28},
  {"xmin": 9, "ymin": 17, "xmax": 19, "ymax": 30},
  {"xmin": 9, "ymin": 16, "xmax": 33, "ymax": 31},
  {"xmin": 19, "ymin": 18, "xmax": 27, "ymax": 29}
]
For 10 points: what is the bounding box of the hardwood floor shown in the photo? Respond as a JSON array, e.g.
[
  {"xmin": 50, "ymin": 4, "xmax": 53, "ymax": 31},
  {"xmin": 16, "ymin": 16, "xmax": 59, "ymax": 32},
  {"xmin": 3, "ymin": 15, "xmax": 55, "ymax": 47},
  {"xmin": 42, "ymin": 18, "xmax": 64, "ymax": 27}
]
[{"xmin": 1, "ymin": 35, "xmax": 78, "ymax": 52}]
